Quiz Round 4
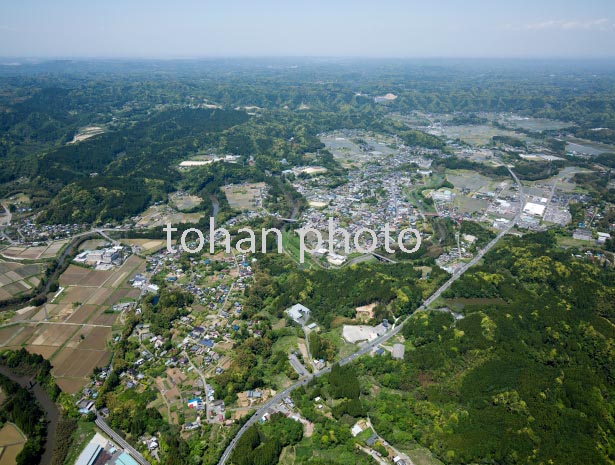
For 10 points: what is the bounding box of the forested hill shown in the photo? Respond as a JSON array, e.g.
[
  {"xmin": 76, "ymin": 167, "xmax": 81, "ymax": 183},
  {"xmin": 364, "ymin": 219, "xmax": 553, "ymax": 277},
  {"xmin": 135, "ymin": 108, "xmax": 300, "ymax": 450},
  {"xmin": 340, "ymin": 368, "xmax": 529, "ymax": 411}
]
[
  {"xmin": 357, "ymin": 231, "xmax": 615, "ymax": 465},
  {"xmin": 3, "ymin": 59, "xmax": 615, "ymax": 224},
  {"xmin": 7, "ymin": 108, "xmax": 249, "ymax": 224}
]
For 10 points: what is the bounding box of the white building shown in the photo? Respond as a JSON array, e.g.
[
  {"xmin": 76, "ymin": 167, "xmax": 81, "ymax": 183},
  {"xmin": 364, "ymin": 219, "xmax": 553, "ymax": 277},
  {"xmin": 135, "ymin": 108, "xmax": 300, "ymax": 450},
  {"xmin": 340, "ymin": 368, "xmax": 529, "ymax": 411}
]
[
  {"xmin": 523, "ymin": 202, "xmax": 546, "ymax": 217},
  {"xmin": 286, "ymin": 304, "xmax": 310, "ymax": 324}
]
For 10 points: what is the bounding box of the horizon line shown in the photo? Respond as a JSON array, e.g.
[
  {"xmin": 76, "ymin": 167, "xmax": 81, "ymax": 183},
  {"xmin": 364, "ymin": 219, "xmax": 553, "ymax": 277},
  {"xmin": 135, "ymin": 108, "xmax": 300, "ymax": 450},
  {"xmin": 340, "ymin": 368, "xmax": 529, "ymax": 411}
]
[{"xmin": 3, "ymin": 55, "xmax": 615, "ymax": 62}]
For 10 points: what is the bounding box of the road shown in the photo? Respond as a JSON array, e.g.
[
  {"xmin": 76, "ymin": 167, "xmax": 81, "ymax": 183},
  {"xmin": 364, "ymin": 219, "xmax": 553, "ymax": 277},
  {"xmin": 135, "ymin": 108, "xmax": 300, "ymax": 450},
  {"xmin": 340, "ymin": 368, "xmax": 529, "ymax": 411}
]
[
  {"xmin": 288, "ymin": 353, "xmax": 309, "ymax": 377},
  {"xmin": 95, "ymin": 228, "xmax": 120, "ymax": 245},
  {"xmin": 95, "ymin": 416, "xmax": 151, "ymax": 465},
  {"xmin": 218, "ymin": 167, "xmax": 525, "ymax": 465},
  {"xmin": 0, "ymin": 320, "xmax": 113, "ymax": 329},
  {"xmin": 0, "ymin": 202, "xmax": 16, "ymax": 244},
  {"xmin": 183, "ymin": 350, "xmax": 213, "ymax": 424}
]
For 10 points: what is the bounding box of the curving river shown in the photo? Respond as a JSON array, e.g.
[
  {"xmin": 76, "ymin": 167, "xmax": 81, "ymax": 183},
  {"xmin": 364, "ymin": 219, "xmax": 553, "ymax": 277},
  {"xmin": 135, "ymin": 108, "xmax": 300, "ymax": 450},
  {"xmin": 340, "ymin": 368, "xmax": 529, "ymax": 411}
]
[{"xmin": 0, "ymin": 365, "xmax": 59, "ymax": 465}]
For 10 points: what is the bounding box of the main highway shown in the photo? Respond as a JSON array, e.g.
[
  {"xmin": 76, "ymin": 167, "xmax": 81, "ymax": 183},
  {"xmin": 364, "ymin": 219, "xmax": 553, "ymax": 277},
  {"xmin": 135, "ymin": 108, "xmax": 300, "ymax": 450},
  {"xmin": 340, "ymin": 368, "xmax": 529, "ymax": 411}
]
[{"xmin": 218, "ymin": 166, "xmax": 525, "ymax": 465}]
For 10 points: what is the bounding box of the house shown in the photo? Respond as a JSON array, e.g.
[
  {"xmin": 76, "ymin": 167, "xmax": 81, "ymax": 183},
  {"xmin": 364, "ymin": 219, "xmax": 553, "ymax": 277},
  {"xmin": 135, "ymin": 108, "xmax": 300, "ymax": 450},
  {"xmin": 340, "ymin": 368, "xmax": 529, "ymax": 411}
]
[
  {"xmin": 597, "ymin": 232, "xmax": 611, "ymax": 244},
  {"xmin": 187, "ymin": 398, "xmax": 202, "ymax": 409},
  {"xmin": 351, "ymin": 423, "xmax": 364, "ymax": 437},
  {"xmin": 365, "ymin": 433, "xmax": 379, "ymax": 446},
  {"xmin": 147, "ymin": 438, "xmax": 159, "ymax": 450},
  {"xmin": 76, "ymin": 399, "xmax": 95, "ymax": 414},
  {"xmin": 573, "ymin": 229, "xmax": 593, "ymax": 242},
  {"xmin": 286, "ymin": 304, "xmax": 311, "ymax": 324},
  {"xmin": 184, "ymin": 422, "xmax": 199, "ymax": 431},
  {"xmin": 147, "ymin": 284, "xmax": 160, "ymax": 294}
]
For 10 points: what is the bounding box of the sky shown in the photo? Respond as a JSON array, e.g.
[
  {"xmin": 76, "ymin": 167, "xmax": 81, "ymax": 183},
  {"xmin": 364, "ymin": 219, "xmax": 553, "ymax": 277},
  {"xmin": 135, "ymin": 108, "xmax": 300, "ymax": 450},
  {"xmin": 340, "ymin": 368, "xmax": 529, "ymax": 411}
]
[{"xmin": 1, "ymin": 0, "xmax": 615, "ymax": 58}]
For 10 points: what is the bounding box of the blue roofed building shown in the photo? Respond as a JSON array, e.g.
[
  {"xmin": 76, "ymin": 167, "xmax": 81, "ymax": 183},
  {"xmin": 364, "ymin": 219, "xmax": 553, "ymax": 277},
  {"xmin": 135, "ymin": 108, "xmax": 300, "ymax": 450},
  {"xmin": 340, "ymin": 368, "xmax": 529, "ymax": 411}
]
[{"xmin": 116, "ymin": 452, "xmax": 140, "ymax": 465}]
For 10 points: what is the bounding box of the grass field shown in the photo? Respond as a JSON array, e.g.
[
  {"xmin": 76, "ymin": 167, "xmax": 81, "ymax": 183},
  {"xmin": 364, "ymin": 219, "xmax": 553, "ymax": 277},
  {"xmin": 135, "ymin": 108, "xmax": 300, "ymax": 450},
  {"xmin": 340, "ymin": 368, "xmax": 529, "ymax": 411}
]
[
  {"xmin": 135, "ymin": 204, "xmax": 205, "ymax": 228},
  {"xmin": 272, "ymin": 335, "xmax": 299, "ymax": 355},
  {"xmin": 282, "ymin": 230, "xmax": 317, "ymax": 269}
]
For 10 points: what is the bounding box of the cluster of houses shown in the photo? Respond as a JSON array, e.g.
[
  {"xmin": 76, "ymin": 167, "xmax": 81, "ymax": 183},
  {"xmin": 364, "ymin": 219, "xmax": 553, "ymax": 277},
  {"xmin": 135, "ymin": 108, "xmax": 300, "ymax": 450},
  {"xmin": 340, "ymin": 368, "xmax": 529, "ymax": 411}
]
[
  {"xmin": 290, "ymin": 134, "xmax": 441, "ymax": 259},
  {"xmin": 129, "ymin": 273, "xmax": 159, "ymax": 294},
  {"xmin": 13, "ymin": 218, "xmax": 89, "ymax": 242}
]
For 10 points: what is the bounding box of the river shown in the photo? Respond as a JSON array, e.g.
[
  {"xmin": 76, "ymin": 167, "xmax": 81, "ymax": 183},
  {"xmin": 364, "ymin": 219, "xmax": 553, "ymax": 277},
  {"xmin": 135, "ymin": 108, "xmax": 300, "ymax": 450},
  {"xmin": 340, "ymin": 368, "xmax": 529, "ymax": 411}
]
[{"xmin": 0, "ymin": 365, "xmax": 59, "ymax": 465}]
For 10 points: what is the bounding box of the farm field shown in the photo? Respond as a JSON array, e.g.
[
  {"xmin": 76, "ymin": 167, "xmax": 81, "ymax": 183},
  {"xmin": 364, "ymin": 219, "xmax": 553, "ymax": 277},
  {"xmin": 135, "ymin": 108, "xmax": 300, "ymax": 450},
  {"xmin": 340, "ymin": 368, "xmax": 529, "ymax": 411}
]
[
  {"xmin": 1, "ymin": 239, "xmax": 68, "ymax": 260},
  {"xmin": 436, "ymin": 124, "xmax": 526, "ymax": 146},
  {"xmin": 0, "ymin": 260, "xmax": 45, "ymax": 300},
  {"xmin": 120, "ymin": 238, "xmax": 168, "ymax": 254},
  {"xmin": 0, "ymin": 423, "xmax": 27, "ymax": 465},
  {"xmin": 0, "ymin": 254, "xmax": 146, "ymax": 393}
]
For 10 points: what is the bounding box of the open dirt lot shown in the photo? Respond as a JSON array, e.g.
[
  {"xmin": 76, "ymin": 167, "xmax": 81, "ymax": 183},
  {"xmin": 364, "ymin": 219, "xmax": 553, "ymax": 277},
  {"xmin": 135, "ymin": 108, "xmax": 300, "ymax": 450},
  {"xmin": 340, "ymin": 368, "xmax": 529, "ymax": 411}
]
[
  {"xmin": 30, "ymin": 324, "xmax": 77, "ymax": 347},
  {"xmin": 170, "ymin": 192, "xmax": 203, "ymax": 211},
  {"xmin": 223, "ymin": 182, "xmax": 266, "ymax": 210}
]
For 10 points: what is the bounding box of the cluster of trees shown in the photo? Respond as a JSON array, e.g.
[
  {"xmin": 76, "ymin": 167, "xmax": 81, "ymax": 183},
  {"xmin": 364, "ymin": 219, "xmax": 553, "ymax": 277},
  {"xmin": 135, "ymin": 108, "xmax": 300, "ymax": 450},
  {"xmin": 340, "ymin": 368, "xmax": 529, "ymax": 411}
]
[
  {"xmin": 0, "ymin": 374, "xmax": 46, "ymax": 465},
  {"xmin": 142, "ymin": 288, "xmax": 193, "ymax": 336},
  {"xmin": 308, "ymin": 332, "xmax": 336, "ymax": 362},
  {"xmin": 254, "ymin": 254, "xmax": 425, "ymax": 328},
  {"xmin": 230, "ymin": 413, "xmax": 303, "ymax": 465},
  {"xmin": 438, "ymin": 157, "xmax": 509, "ymax": 178},
  {"xmin": 50, "ymin": 417, "xmax": 77, "ymax": 465},
  {"xmin": 0, "ymin": 348, "xmax": 60, "ymax": 399},
  {"xmin": 213, "ymin": 336, "xmax": 272, "ymax": 402},
  {"xmin": 400, "ymin": 130, "xmax": 446, "ymax": 150},
  {"xmin": 328, "ymin": 364, "xmax": 360, "ymax": 400},
  {"xmin": 574, "ymin": 171, "xmax": 615, "ymax": 204},
  {"xmin": 33, "ymin": 108, "xmax": 249, "ymax": 224},
  {"xmin": 491, "ymin": 135, "xmax": 527, "ymax": 149}
]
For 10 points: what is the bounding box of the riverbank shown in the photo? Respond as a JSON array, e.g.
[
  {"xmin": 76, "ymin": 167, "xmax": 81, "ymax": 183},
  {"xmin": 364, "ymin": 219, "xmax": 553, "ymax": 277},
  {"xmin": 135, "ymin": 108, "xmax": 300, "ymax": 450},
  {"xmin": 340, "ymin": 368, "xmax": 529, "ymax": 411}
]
[{"xmin": 0, "ymin": 365, "xmax": 59, "ymax": 465}]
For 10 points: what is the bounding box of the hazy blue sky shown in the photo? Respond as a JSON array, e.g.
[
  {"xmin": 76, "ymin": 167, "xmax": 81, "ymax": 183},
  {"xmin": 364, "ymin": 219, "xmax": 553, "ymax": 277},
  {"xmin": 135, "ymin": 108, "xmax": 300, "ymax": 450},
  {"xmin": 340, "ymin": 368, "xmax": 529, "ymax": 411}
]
[{"xmin": 1, "ymin": 0, "xmax": 615, "ymax": 58}]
